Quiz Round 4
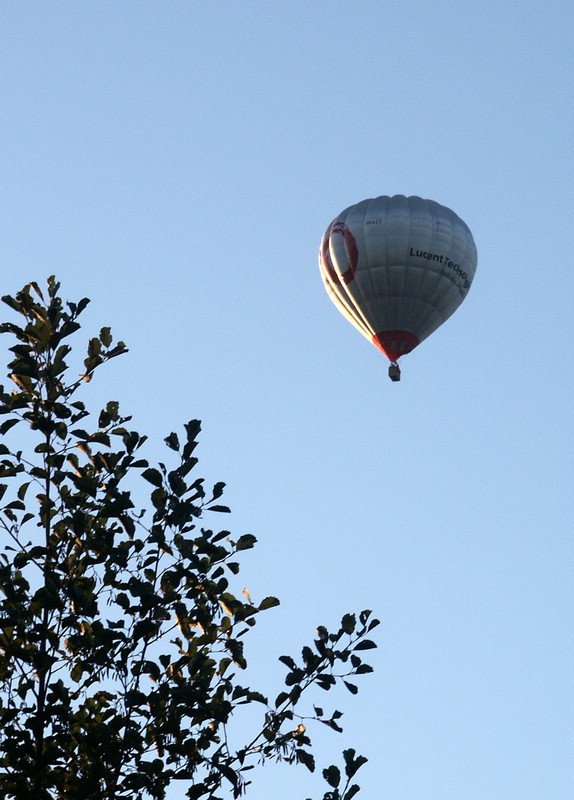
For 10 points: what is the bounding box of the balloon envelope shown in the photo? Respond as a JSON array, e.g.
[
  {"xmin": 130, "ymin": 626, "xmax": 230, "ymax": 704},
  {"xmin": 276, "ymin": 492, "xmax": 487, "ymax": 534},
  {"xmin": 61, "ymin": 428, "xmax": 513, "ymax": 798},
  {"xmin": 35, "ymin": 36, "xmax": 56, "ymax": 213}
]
[{"xmin": 318, "ymin": 195, "xmax": 477, "ymax": 362}]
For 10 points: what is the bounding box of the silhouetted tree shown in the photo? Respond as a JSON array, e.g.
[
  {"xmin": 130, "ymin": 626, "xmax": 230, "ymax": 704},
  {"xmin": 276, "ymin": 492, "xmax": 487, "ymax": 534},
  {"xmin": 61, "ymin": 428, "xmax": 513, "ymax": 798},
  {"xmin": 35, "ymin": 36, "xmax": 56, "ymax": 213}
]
[{"xmin": 0, "ymin": 279, "xmax": 377, "ymax": 800}]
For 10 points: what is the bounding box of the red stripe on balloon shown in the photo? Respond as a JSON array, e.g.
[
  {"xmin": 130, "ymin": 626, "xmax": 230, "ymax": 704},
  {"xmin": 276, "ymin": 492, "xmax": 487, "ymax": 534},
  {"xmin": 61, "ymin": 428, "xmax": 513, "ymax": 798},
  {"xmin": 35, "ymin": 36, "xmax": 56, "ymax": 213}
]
[
  {"xmin": 372, "ymin": 330, "xmax": 420, "ymax": 362},
  {"xmin": 320, "ymin": 221, "xmax": 358, "ymax": 285}
]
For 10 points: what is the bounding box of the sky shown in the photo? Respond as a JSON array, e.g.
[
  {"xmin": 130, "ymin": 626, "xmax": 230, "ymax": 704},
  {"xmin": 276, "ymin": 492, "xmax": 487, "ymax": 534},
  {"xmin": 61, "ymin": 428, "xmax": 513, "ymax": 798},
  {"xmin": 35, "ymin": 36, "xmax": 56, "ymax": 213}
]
[{"xmin": 1, "ymin": 2, "xmax": 573, "ymax": 798}]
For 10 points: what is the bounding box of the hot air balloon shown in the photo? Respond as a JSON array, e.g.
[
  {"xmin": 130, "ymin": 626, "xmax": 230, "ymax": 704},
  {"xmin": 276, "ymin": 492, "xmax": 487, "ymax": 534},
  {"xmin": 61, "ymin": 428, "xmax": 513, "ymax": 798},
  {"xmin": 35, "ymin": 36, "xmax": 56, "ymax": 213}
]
[{"xmin": 318, "ymin": 195, "xmax": 477, "ymax": 381}]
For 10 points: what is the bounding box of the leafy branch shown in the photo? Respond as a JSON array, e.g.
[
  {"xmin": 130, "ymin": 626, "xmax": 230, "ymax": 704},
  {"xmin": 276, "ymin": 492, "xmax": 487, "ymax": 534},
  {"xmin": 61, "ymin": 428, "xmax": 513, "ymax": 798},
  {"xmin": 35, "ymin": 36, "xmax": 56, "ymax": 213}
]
[{"xmin": 0, "ymin": 278, "xmax": 378, "ymax": 800}]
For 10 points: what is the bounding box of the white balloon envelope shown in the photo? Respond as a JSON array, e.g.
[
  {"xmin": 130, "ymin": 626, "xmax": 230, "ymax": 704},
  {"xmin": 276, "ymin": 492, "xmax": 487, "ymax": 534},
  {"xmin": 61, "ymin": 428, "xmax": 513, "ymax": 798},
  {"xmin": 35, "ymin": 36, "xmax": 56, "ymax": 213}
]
[{"xmin": 318, "ymin": 195, "xmax": 477, "ymax": 379}]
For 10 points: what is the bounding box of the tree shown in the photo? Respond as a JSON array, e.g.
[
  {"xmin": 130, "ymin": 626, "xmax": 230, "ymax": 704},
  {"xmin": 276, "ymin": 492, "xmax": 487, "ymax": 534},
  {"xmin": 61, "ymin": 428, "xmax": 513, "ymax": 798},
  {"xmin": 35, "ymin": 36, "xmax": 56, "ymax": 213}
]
[{"xmin": 0, "ymin": 278, "xmax": 378, "ymax": 800}]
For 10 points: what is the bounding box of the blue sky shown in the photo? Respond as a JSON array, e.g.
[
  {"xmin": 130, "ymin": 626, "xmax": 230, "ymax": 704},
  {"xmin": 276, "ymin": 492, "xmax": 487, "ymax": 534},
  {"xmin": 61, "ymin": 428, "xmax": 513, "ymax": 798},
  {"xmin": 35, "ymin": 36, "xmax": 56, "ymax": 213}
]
[{"xmin": 1, "ymin": 2, "xmax": 573, "ymax": 799}]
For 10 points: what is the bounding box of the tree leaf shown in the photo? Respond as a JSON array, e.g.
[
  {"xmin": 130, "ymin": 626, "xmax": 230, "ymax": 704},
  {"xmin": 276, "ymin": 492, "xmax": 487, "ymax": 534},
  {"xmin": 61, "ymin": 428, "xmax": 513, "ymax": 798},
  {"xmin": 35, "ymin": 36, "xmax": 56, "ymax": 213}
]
[
  {"xmin": 322, "ymin": 765, "xmax": 341, "ymax": 788},
  {"xmin": 343, "ymin": 748, "xmax": 368, "ymax": 779},
  {"xmin": 258, "ymin": 596, "xmax": 280, "ymax": 611},
  {"xmin": 341, "ymin": 613, "xmax": 356, "ymax": 634},
  {"xmin": 164, "ymin": 431, "xmax": 180, "ymax": 451},
  {"xmin": 297, "ymin": 749, "xmax": 316, "ymax": 773},
  {"xmin": 0, "ymin": 418, "xmax": 19, "ymax": 434},
  {"xmin": 235, "ymin": 534, "xmax": 257, "ymax": 551},
  {"xmin": 353, "ymin": 639, "xmax": 377, "ymax": 651},
  {"xmin": 142, "ymin": 468, "xmax": 164, "ymax": 487}
]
